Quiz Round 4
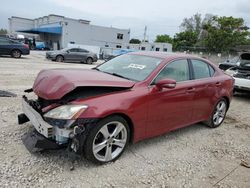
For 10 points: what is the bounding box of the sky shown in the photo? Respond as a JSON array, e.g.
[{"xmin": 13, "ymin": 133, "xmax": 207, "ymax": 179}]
[{"xmin": 1, "ymin": 0, "xmax": 250, "ymax": 41}]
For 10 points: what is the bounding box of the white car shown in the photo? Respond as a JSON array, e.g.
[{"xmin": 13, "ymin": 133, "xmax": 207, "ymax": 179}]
[{"xmin": 225, "ymin": 53, "xmax": 250, "ymax": 92}]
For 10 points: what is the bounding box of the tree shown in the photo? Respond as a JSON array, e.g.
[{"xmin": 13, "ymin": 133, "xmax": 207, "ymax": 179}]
[
  {"xmin": 129, "ymin": 38, "xmax": 141, "ymax": 44},
  {"xmin": 173, "ymin": 31, "xmax": 198, "ymax": 51},
  {"xmin": 204, "ymin": 16, "xmax": 250, "ymax": 52},
  {"xmin": 0, "ymin": 28, "xmax": 7, "ymax": 35},
  {"xmin": 180, "ymin": 13, "xmax": 202, "ymax": 34},
  {"xmin": 155, "ymin": 34, "xmax": 173, "ymax": 43}
]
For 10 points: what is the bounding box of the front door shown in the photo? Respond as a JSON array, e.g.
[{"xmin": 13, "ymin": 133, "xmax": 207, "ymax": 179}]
[{"xmin": 146, "ymin": 59, "xmax": 196, "ymax": 138}]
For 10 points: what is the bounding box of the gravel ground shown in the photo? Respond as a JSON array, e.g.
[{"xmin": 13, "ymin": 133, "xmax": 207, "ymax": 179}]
[{"xmin": 0, "ymin": 51, "xmax": 249, "ymax": 188}]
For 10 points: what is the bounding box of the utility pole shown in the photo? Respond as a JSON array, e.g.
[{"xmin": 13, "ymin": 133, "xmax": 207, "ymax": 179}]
[{"xmin": 143, "ymin": 26, "xmax": 147, "ymax": 42}]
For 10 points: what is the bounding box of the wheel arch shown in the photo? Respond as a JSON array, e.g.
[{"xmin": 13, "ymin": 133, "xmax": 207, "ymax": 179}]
[
  {"xmin": 56, "ymin": 54, "xmax": 64, "ymax": 59},
  {"xmin": 11, "ymin": 49, "xmax": 22, "ymax": 54},
  {"xmin": 221, "ymin": 96, "xmax": 230, "ymax": 111},
  {"xmin": 101, "ymin": 113, "xmax": 135, "ymax": 143}
]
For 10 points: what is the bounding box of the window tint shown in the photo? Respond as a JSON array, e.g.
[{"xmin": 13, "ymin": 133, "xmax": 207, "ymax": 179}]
[
  {"xmin": 154, "ymin": 59, "xmax": 190, "ymax": 83},
  {"xmin": 117, "ymin": 33, "xmax": 123, "ymax": 39},
  {"xmin": 78, "ymin": 48, "xmax": 88, "ymax": 53},
  {"xmin": 192, "ymin": 59, "xmax": 211, "ymax": 79},
  {"xmin": 98, "ymin": 54, "xmax": 162, "ymax": 81},
  {"xmin": 69, "ymin": 48, "xmax": 78, "ymax": 52},
  {"xmin": 209, "ymin": 65, "xmax": 215, "ymax": 76},
  {"xmin": 0, "ymin": 38, "xmax": 10, "ymax": 44}
]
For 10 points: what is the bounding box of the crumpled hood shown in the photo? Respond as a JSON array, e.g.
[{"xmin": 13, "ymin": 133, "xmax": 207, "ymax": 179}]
[
  {"xmin": 239, "ymin": 53, "xmax": 250, "ymax": 69},
  {"xmin": 33, "ymin": 69, "xmax": 135, "ymax": 100}
]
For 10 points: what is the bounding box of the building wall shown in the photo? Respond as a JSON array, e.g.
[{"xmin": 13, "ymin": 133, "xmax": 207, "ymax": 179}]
[
  {"xmin": 8, "ymin": 17, "xmax": 34, "ymax": 34},
  {"xmin": 62, "ymin": 18, "xmax": 130, "ymax": 49},
  {"xmin": 129, "ymin": 42, "xmax": 172, "ymax": 52},
  {"xmin": 8, "ymin": 14, "xmax": 130, "ymax": 50}
]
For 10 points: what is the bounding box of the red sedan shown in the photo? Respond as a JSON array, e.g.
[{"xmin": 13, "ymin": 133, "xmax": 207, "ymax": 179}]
[{"xmin": 18, "ymin": 52, "xmax": 234, "ymax": 164}]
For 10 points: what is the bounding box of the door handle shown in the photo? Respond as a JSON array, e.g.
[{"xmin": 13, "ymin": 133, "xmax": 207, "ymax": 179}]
[
  {"xmin": 186, "ymin": 87, "xmax": 196, "ymax": 93},
  {"xmin": 215, "ymin": 82, "xmax": 221, "ymax": 86}
]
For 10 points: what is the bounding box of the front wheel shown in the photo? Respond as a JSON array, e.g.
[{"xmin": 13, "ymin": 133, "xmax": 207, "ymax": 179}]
[
  {"xmin": 84, "ymin": 116, "xmax": 130, "ymax": 164},
  {"xmin": 204, "ymin": 98, "xmax": 228, "ymax": 128},
  {"xmin": 55, "ymin": 55, "xmax": 64, "ymax": 62}
]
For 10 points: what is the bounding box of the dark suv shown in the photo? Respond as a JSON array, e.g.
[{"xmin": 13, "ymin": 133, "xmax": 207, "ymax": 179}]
[{"xmin": 0, "ymin": 37, "xmax": 30, "ymax": 58}]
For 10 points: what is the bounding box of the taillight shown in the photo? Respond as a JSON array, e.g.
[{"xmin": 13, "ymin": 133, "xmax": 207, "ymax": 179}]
[{"xmin": 23, "ymin": 44, "xmax": 29, "ymax": 49}]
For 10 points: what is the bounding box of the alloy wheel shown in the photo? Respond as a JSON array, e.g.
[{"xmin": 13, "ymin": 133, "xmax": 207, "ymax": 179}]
[
  {"xmin": 213, "ymin": 100, "xmax": 227, "ymax": 126},
  {"xmin": 92, "ymin": 121, "xmax": 127, "ymax": 162}
]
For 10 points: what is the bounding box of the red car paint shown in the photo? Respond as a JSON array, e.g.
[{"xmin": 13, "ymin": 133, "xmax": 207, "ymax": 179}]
[
  {"xmin": 34, "ymin": 52, "xmax": 234, "ymax": 143},
  {"xmin": 33, "ymin": 69, "xmax": 135, "ymax": 100}
]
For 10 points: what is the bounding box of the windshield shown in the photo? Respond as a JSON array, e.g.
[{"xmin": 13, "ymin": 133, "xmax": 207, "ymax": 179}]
[{"xmin": 97, "ymin": 54, "xmax": 162, "ymax": 81}]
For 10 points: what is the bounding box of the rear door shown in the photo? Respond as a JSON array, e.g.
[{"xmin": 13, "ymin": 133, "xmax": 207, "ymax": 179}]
[
  {"xmin": 65, "ymin": 48, "xmax": 79, "ymax": 61},
  {"xmin": 77, "ymin": 48, "xmax": 89, "ymax": 62},
  {"xmin": 189, "ymin": 59, "xmax": 217, "ymax": 122},
  {"xmin": 146, "ymin": 59, "xmax": 196, "ymax": 137}
]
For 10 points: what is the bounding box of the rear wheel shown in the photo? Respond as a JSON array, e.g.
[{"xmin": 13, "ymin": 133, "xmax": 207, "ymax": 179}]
[
  {"xmin": 11, "ymin": 50, "xmax": 21, "ymax": 58},
  {"xmin": 86, "ymin": 57, "xmax": 93, "ymax": 64},
  {"xmin": 84, "ymin": 116, "xmax": 130, "ymax": 164},
  {"xmin": 56, "ymin": 55, "xmax": 64, "ymax": 62},
  {"xmin": 204, "ymin": 98, "xmax": 228, "ymax": 128}
]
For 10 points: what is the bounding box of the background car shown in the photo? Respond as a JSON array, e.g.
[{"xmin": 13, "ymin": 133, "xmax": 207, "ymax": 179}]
[
  {"xmin": 46, "ymin": 47, "xmax": 98, "ymax": 64},
  {"xmin": 19, "ymin": 52, "xmax": 234, "ymax": 164},
  {"xmin": 225, "ymin": 52, "xmax": 250, "ymax": 93},
  {"xmin": 0, "ymin": 36, "xmax": 30, "ymax": 58},
  {"xmin": 219, "ymin": 56, "xmax": 240, "ymax": 70}
]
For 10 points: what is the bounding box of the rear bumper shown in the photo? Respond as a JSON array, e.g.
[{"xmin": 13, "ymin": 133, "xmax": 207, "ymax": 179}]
[{"xmin": 21, "ymin": 48, "xmax": 30, "ymax": 55}]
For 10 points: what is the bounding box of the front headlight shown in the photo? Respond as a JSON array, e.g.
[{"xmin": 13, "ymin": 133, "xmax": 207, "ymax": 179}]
[{"xmin": 44, "ymin": 105, "xmax": 88, "ymax": 120}]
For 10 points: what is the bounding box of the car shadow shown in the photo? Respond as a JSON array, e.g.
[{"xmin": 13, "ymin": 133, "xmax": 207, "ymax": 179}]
[
  {"xmin": 60, "ymin": 61, "xmax": 96, "ymax": 65},
  {"xmin": 0, "ymin": 55, "xmax": 29, "ymax": 59},
  {"xmin": 33, "ymin": 122, "xmax": 207, "ymax": 170},
  {"xmin": 233, "ymin": 92, "xmax": 250, "ymax": 100}
]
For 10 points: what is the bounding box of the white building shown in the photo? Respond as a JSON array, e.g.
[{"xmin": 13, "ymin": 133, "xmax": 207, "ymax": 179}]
[
  {"xmin": 8, "ymin": 14, "xmax": 130, "ymax": 50},
  {"xmin": 129, "ymin": 42, "xmax": 172, "ymax": 52}
]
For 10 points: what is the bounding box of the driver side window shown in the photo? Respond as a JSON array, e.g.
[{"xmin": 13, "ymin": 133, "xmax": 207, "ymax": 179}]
[{"xmin": 153, "ymin": 59, "xmax": 190, "ymax": 84}]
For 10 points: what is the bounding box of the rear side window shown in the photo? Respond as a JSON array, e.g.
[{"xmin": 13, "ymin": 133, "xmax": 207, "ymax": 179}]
[
  {"xmin": 154, "ymin": 59, "xmax": 190, "ymax": 83},
  {"xmin": 78, "ymin": 48, "xmax": 89, "ymax": 53},
  {"xmin": 191, "ymin": 59, "xmax": 214, "ymax": 79},
  {"xmin": 0, "ymin": 38, "xmax": 11, "ymax": 44},
  {"xmin": 69, "ymin": 48, "xmax": 78, "ymax": 52}
]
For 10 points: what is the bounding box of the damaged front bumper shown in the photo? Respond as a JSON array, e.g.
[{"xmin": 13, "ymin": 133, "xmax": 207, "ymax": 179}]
[
  {"xmin": 21, "ymin": 129, "xmax": 64, "ymax": 152},
  {"xmin": 18, "ymin": 96, "xmax": 96, "ymax": 154}
]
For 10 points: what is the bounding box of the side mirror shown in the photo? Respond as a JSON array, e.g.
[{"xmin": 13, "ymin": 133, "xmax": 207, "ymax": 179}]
[
  {"xmin": 226, "ymin": 59, "xmax": 230, "ymax": 62},
  {"xmin": 66, "ymin": 50, "xmax": 70, "ymax": 53},
  {"xmin": 156, "ymin": 79, "xmax": 176, "ymax": 90}
]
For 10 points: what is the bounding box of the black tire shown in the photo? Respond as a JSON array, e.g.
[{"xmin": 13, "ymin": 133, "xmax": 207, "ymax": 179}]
[
  {"xmin": 86, "ymin": 57, "xmax": 93, "ymax": 64},
  {"xmin": 55, "ymin": 55, "xmax": 64, "ymax": 62},
  {"xmin": 84, "ymin": 115, "xmax": 130, "ymax": 164},
  {"xmin": 11, "ymin": 50, "xmax": 21, "ymax": 58},
  {"xmin": 204, "ymin": 98, "xmax": 228, "ymax": 128}
]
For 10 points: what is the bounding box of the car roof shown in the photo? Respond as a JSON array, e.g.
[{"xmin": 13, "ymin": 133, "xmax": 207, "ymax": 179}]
[{"xmin": 128, "ymin": 51, "xmax": 199, "ymax": 60}]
